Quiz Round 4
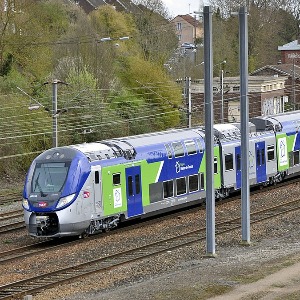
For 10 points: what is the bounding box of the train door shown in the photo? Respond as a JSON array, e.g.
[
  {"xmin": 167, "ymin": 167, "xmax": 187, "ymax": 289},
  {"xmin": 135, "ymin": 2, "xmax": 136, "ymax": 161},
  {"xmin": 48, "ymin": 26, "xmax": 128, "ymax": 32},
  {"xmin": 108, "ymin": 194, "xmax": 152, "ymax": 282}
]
[
  {"xmin": 235, "ymin": 146, "xmax": 241, "ymax": 189},
  {"xmin": 126, "ymin": 166, "xmax": 143, "ymax": 218},
  {"xmin": 256, "ymin": 141, "xmax": 267, "ymax": 183}
]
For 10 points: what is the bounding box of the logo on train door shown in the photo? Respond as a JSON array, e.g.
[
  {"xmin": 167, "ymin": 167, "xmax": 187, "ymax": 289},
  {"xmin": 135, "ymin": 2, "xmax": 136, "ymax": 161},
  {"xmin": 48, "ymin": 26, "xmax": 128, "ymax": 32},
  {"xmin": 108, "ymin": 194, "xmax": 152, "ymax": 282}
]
[
  {"xmin": 113, "ymin": 188, "xmax": 122, "ymax": 208},
  {"xmin": 278, "ymin": 137, "xmax": 287, "ymax": 166}
]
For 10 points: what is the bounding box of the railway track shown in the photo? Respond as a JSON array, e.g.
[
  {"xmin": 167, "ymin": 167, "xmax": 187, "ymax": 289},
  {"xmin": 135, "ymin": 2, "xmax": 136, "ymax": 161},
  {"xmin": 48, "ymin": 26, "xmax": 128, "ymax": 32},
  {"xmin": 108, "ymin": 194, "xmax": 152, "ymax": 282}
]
[
  {"xmin": 0, "ymin": 210, "xmax": 25, "ymax": 234},
  {"xmin": 0, "ymin": 191, "xmax": 22, "ymax": 205},
  {"xmin": 1, "ymin": 197, "xmax": 300, "ymax": 300}
]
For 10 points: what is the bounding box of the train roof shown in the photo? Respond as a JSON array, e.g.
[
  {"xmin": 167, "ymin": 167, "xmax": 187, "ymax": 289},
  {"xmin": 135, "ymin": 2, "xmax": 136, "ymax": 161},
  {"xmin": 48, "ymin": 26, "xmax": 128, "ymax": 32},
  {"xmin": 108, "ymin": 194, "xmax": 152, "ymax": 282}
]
[
  {"xmin": 69, "ymin": 127, "xmax": 206, "ymax": 162},
  {"xmin": 251, "ymin": 110, "xmax": 300, "ymax": 132},
  {"xmin": 118, "ymin": 127, "xmax": 204, "ymax": 148}
]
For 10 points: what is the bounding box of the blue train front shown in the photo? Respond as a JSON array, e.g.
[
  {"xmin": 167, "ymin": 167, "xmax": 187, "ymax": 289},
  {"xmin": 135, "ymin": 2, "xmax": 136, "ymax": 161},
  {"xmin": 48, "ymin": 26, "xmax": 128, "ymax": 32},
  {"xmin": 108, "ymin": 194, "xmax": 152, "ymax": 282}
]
[{"xmin": 22, "ymin": 147, "xmax": 91, "ymax": 237}]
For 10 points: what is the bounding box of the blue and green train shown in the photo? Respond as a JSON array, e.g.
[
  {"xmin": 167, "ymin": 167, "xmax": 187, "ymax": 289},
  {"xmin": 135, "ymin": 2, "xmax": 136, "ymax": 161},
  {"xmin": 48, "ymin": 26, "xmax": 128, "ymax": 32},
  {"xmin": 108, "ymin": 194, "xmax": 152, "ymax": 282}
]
[{"xmin": 22, "ymin": 110, "xmax": 300, "ymax": 237}]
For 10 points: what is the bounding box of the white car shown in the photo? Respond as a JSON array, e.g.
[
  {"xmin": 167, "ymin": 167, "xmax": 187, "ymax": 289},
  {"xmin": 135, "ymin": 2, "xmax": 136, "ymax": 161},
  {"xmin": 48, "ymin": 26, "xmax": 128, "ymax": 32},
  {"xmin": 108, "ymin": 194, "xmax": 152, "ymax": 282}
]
[{"xmin": 181, "ymin": 42, "xmax": 196, "ymax": 49}]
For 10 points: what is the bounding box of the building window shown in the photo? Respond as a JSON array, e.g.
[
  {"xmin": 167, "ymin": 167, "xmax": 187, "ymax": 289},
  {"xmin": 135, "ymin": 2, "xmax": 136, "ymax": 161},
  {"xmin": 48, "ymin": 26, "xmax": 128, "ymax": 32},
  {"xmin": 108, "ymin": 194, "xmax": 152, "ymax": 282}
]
[{"xmin": 176, "ymin": 22, "xmax": 182, "ymax": 31}]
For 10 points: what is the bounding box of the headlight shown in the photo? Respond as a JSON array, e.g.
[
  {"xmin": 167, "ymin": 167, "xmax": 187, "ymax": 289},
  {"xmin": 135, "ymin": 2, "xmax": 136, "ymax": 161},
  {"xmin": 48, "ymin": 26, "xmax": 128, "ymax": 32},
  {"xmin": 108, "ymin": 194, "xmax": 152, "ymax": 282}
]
[
  {"xmin": 56, "ymin": 193, "xmax": 76, "ymax": 209},
  {"xmin": 22, "ymin": 198, "xmax": 30, "ymax": 210}
]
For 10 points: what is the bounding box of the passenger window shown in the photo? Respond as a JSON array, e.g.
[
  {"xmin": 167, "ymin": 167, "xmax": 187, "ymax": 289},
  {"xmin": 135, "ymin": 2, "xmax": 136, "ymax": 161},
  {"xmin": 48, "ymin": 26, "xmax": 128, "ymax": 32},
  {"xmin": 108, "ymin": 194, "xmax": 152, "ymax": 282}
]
[
  {"xmin": 225, "ymin": 154, "xmax": 233, "ymax": 171},
  {"xmin": 256, "ymin": 149, "xmax": 261, "ymax": 165},
  {"xmin": 200, "ymin": 173, "xmax": 205, "ymax": 190},
  {"xmin": 185, "ymin": 140, "xmax": 197, "ymax": 155},
  {"xmin": 163, "ymin": 180, "xmax": 174, "ymax": 198},
  {"xmin": 172, "ymin": 142, "xmax": 185, "ymax": 157},
  {"xmin": 176, "ymin": 177, "xmax": 186, "ymax": 195},
  {"xmin": 236, "ymin": 154, "xmax": 241, "ymax": 171},
  {"xmin": 214, "ymin": 157, "xmax": 218, "ymax": 174},
  {"xmin": 189, "ymin": 174, "xmax": 199, "ymax": 192},
  {"xmin": 267, "ymin": 145, "xmax": 275, "ymax": 161},
  {"xmin": 113, "ymin": 173, "xmax": 121, "ymax": 185},
  {"xmin": 196, "ymin": 138, "xmax": 204, "ymax": 153},
  {"xmin": 135, "ymin": 174, "xmax": 140, "ymax": 194},
  {"xmin": 95, "ymin": 171, "xmax": 99, "ymax": 184},
  {"xmin": 261, "ymin": 149, "xmax": 265, "ymax": 165},
  {"xmin": 127, "ymin": 176, "xmax": 133, "ymax": 196},
  {"xmin": 294, "ymin": 151, "xmax": 300, "ymax": 165},
  {"xmin": 165, "ymin": 144, "xmax": 173, "ymax": 159}
]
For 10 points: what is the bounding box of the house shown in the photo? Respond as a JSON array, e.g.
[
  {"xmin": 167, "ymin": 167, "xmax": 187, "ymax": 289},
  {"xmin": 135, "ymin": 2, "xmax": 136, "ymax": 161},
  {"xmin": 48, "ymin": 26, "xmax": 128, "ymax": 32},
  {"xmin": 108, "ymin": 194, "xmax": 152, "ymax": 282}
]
[
  {"xmin": 73, "ymin": 0, "xmax": 140, "ymax": 14},
  {"xmin": 278, "ymin": 38, "xmax": 300, "ymax": 65},
  {"xmin": 171, "ymin": 15, "xmax": 203, "ymax": 47},
  {"xmin": 250, "ymin": 64, "xmax": 300, "ymax": 110},
  {"xmin": 189, "ymin": 75, "xmax": 287, "ymax": 124}
]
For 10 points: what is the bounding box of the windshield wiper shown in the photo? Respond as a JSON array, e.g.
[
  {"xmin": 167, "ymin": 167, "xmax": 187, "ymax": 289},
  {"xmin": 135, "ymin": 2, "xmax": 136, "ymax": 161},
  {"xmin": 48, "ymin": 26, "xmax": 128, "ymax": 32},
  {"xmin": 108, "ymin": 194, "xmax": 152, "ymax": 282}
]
[{"xmin": 34, "ymin": 173, "xmax": 47, "ymax": 197}]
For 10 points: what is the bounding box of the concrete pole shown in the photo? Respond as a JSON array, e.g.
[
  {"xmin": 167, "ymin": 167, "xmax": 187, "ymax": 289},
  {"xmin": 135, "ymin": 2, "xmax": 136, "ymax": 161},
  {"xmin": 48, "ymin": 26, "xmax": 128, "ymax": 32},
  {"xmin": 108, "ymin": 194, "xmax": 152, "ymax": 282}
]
[
  {"xmin": 203, "ymin": 5, "xmax": 216, "ymax": 256},
  {"xmin": 52, "ymin": 80, "xmax": 58, "ymax": 148},
  {"xmin": 221, "ymin": 69, "xmax": 224, "ymax": 123},
  {"xmin": 239, "ymin": 6, "xmax": 251, "ymax": 245}
]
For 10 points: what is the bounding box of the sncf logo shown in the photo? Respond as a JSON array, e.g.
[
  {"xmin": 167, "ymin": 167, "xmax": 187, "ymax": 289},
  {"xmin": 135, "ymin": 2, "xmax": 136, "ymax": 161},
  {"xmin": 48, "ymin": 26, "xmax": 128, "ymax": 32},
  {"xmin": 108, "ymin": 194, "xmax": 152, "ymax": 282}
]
[
  {"xmin": 38, "ymin": 202, "xmax": 48, "ymax": 207},
  {"xmin": 83, "ymin": 191, "xmax": 90, "ymax": 198}
]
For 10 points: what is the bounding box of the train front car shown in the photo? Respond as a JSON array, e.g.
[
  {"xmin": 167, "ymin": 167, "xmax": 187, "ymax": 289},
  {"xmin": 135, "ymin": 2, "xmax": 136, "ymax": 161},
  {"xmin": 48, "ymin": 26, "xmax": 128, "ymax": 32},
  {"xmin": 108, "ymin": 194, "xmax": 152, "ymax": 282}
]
[{"xmin": 22, "ymin": 147, "xmax": 91, "ymax": 238}]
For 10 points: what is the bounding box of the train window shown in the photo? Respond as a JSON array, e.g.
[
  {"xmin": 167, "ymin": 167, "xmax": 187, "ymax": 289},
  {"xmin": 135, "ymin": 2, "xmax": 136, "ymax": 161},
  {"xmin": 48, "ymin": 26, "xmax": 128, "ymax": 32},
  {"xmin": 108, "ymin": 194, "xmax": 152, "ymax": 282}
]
[
  {"xmin": 196, "ymin": 138, "xmax": 204, "ymax": 153},
  {"xmin": 267, "ymin": 145, "xmax": 275, "ymax": 161},
  {"xmin": 294, "ymin": 151, "xmax": 300, "ymax": 165},
  {"xmin": 176, "ymin": 177, "xmax": 186, "ymax": 195},
  {"xmin": 185, "ymin": 140, "xmax": 197, "ymax": 155},
  {"xmin": 31, "ymin": 162, "xmax": 70, "ymax": 193},
  {"xmin": 189, "ymin": 174, "xmax": 199, "ymax": 192},
  {"xmin": 135, "ymin": 175, "xmax": 140, "ymax": 194},
  {"xmin": 261, "ymin": 149, "xmax": 265, "ymax": 164},
  {"xmin": 113, "ymin": 173, "xmax": 121, "ymax": 185},
  {"xmin": 172, "ymin": 142, "xmax": 185, "ymax": 157},
  {"xmin": 127, "ymin": 176, "xmax": 133, "ymax": 196},
  {"xmin": 256, "ymin": 149, "xmax": 261, "ymax": 165},
  {"xmin": 165, "ymin": 144, "xmax": 173, "ymax": 159},
  {"xmin": 200, "ymin": 173, "xmax": 205, "ymax": 190},
  {"xmin": 95, "ymin": 171, "xmax": 99, "ymax": 184},
  {"xmin": 214, "ymin": 157, "xmax": 218, "ymax": 174},
  {"xmin": 149, "ymin": 182, "xmax": 163, "ymax": 203},
  {"xmin": 236, "ymin": 154, "xmax": 241, "ymax": 171},
  {"xmin": 163, "ymin": 180, "xmax": 174, "ymax": 198},
  {"xmin": 225, "ymin": 154, "xmax": 233, "ymax": 171}
]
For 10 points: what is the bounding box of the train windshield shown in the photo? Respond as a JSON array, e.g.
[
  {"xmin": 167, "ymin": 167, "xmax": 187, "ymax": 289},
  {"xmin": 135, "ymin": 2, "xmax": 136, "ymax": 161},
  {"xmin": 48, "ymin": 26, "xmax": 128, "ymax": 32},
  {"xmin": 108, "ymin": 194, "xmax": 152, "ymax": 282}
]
[{"xmin": 31, "ymin": 162, "xmax": 70, "ymax": 194}]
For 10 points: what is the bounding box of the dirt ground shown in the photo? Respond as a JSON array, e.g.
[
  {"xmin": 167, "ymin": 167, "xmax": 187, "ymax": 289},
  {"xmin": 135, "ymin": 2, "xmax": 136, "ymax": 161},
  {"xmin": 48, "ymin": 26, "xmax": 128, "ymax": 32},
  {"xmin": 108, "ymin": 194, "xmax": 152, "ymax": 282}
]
[{"xmin": 209, "ymin": 260, "xmax": 300, "ymax": 300}]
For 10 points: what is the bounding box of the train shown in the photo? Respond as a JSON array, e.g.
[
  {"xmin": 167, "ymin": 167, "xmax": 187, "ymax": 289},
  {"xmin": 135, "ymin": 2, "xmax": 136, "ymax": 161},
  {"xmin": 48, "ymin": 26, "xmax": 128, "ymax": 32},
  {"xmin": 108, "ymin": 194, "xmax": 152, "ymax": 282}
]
[{"xmin": 22, "ymin": 110, "xmax": 300, "ymax": 238}]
